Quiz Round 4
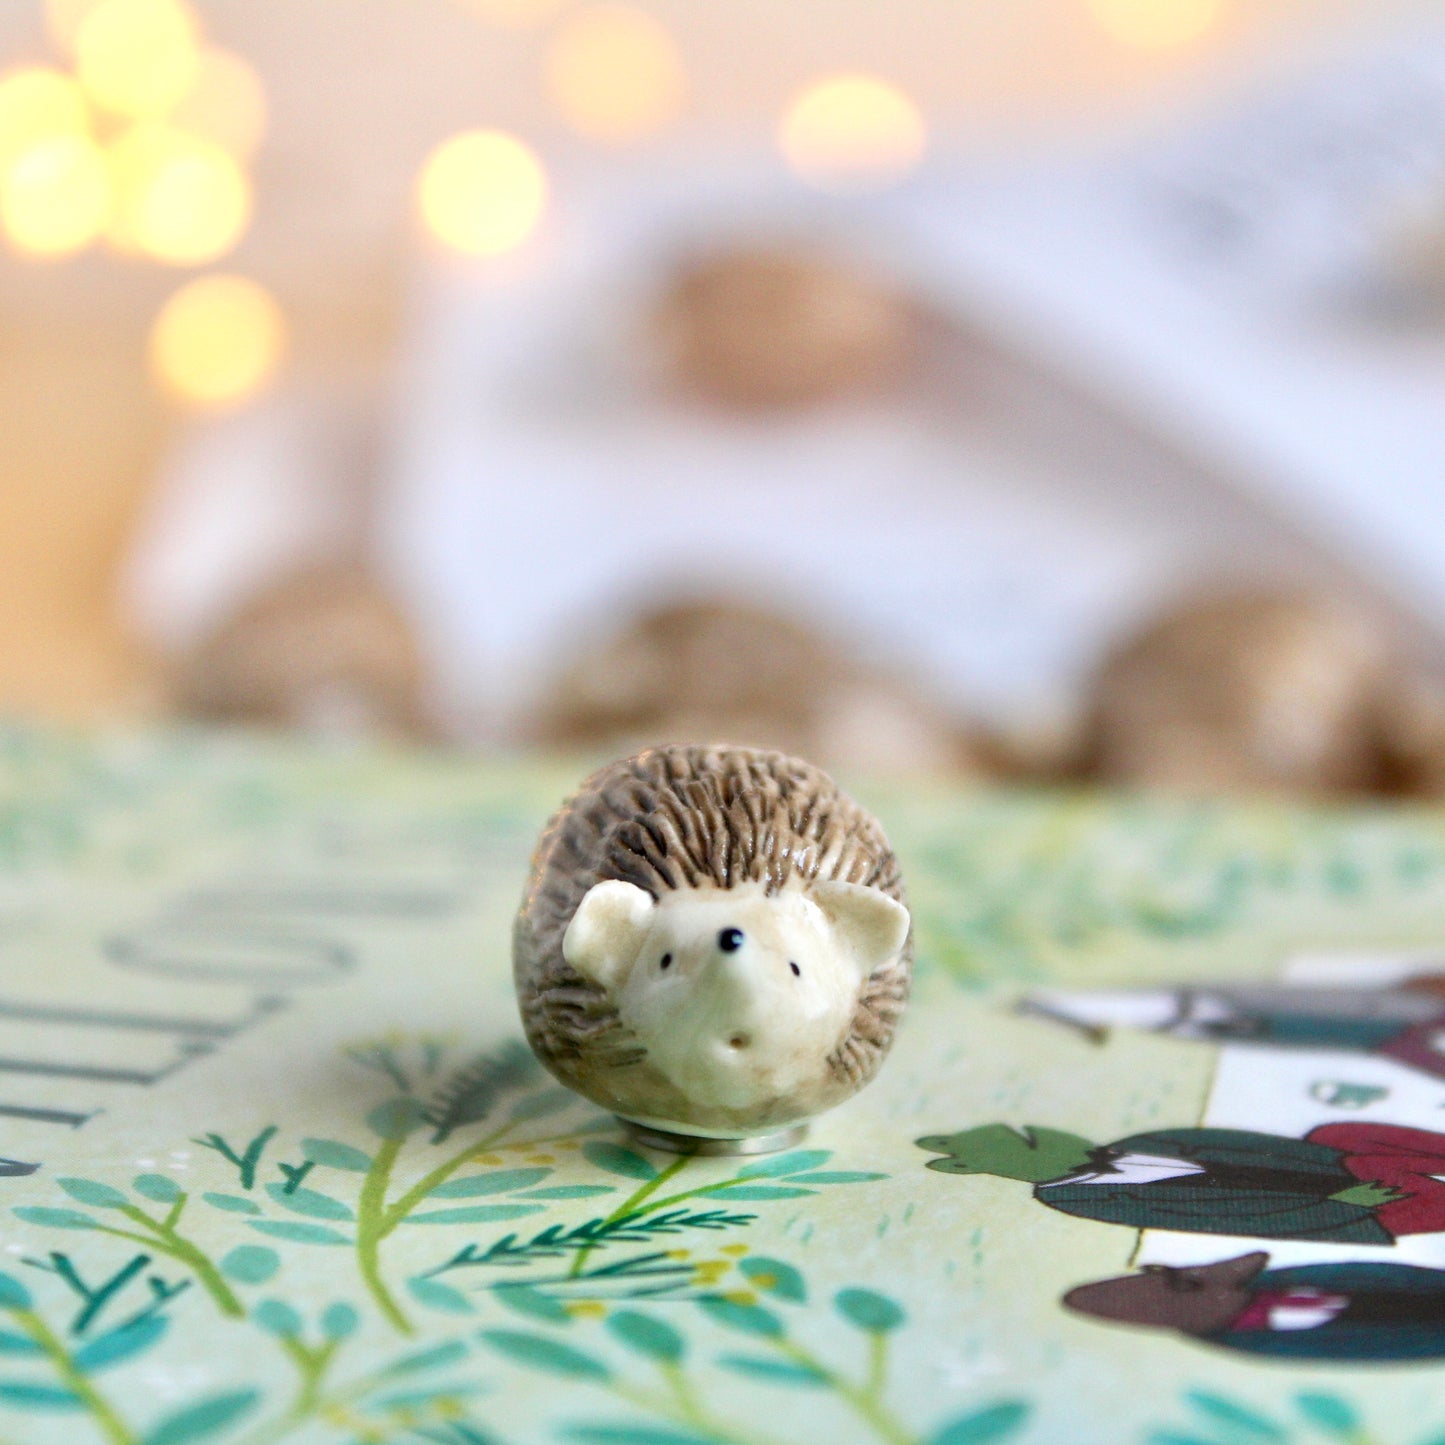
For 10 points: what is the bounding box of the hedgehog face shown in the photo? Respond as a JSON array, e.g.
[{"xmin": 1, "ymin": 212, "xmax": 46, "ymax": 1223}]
[{"xmin": 563, "ymin": 879, "xmax": 909, "ymax": 1113}]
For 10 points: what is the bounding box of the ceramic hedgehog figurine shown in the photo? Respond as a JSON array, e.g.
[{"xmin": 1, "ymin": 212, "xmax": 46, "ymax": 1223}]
[{"xmin": 514, "ymin": 744, "xmax": 912, "ymax": 1152}]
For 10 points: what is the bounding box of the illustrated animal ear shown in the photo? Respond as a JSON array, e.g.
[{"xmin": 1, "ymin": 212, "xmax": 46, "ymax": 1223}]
[
  {"xmin": 563, "ymin": 881, "xmax": 656, "ymax": 990},
  {"xmin": 811, "ymin": 881, "xmax": 910, "ymax": 977}
]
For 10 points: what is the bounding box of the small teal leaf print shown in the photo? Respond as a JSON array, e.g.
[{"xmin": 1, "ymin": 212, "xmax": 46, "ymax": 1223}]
[
  {"xmin": 520, "ymin": 1185, "xmax": 616, "ymax": 1200},
  {"xmin": 0, "ymin": 1272, "xmax": 32, "ymax": 1309},
  {"xmin": 481, "ymin": 1329, "xmax": 611, "ymax": 1380},
  {"xmin": 696, "ymin": 1297, "xmax": 783, "ymax": 1338},
  {"xmin": 428, "ymin": 1168, "xmax": 551, "ymax": 1198},
  {"xmin": 0, "ymin": 1381, "xmax": 83, "ymax": 1409},
  {"xmin": 606, "ymin": 1310, "xmax": 685, "ymax": 1363},
  {"xmin": 264, "ymin": 1184, "xmax": 354, "ymax": 1221},
  {"xmin": 254, "ymin": 1300, "xmax": 303, "ymax": 1337},
  {"xmin": 203, "ymin": 1193, "xmax": 261, "ymax": 1216},
  {"xmin": 219, "ymin": 1246, "xmax": 279, "ymax": 1284},
  {"xmin": 300, "ymin": 1137, "xmax": 373, "ymax": 1171},
  {"xmin": 144, "ymin": 1388, "xmax": 261, "ymax": 1445},
  {"xmin": 785, "ymin": 1171, "xmax": 886, "ymax": 1185},
  {"xmin": 717, "ymin": 1353, "xmax": 827, "ymax": 1385},
  {"xmin": 741, "ymin": 1150, "xmax": 831, "ymax": 1178},
  {"xmin": 13, "ymin": 1207, "xmax": 96, "ymax": 1230},
  {"xmin": 407, "ymin": 1277, "xmax": 475, "ymax": 1315},
  {"xmin": 710, "ymin": 1186, "xmax": 815, "ymax": 1201},
  {"xmin": 405, "ymin": 1204, "xmax": 546, "ymax": 1226},
  {"xmin": 72, "ymin": 1315, "xmax": 167, "ymax": 1373},
  {"xmin": 494, "ymin": 1285, "xmax": 572, "ymax": 1324},
  {"xmin": 580, "ymin": 1142, "xmax": 658, "ymax": 1180},
  {"xmin": 931, "ymin": 1401, "xmax": 1030, "ymax": 1444},
  {"xmin": 564, "ymin": 1427, "xmax": 717, "ymax": 1445},
  {"xmin": 366, "ymin": 1097, "xmax": 429, "ymax": 1141},
  {"xmin": 247, "ymin": 1220, "xmax": 351, "ymax": 1245},
  {"xmin": 835, "ymin": 1288, "xmax": 905, "ymax": 1333},
  {"xmin": 0, "ymin": 1330, "xmax": 41, "ymax": 1355},
  {"xmin": 381, "ymin": 1340, "xmax": 470, "ymax": 1375},
  {"xmin": 1294, "ymin": 1393, "xmax": 1359, "ymax": 1438},
  {"xmin": 321, "ymin": 1302, "xmax": 359, "ymax": 1339},
  {"xmin": 133, "ymin": 1174, "xmax": 183, "ymax": 1203},
  {"xmin": 1184, "ymin": 1391, "xmax": 1285, "ymax": 1441},
  {"xmin": 740, "ymin": 1256, "xmax": 806, "ymax": 1303},
  {"xmin": 56, "ymin": 1178, "xmax": 128, "ymax": 1209}
]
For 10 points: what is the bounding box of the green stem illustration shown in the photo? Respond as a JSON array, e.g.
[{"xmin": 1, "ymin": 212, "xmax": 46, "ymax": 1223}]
[
  {"xmin": 276, "ymin": 1335, "xmax": 339, "ymax": 1419},
  {"xmin": 12, "ymin": 1306, "xmax": 137, "ymax": 1445},
  {"xmin": 775, "ymin": 1338, "xmax": 914, "ymax": 1445},
  {"xmin": 87, "ymin": 1200, "xmax": 243, "ymax": 1318},
  {"xmin": 568, "ymin": 1154, "xmax": 694, "ymax": 1279},
  {"xmin": 611, "ymin": 1379, "xmax": 792, "ymax": 1445}
]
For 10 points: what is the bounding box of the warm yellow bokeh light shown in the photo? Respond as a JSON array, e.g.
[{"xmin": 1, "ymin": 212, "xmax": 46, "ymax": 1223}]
[
  {"xmin": 150, "ymin": 274, "xmax": 284, "ymax": 405},
  {"xmin": 45, "ymin": 0, "xmax": 103, "ymax": 56},
  {"xmin": 0, "ymin": 68, "xmax": 90, "ymax": 171},
  {"xmin": 77, "ymin": 0, "xmax": 200, "ymax": 120},
  {"xmin": 1, "ymin": 134, "xmax": 110, "ymax": 256},
  {"xmin": 779, "ymin": 74, "xmax": 926, "ymax": 194},
  {"xmin": 417, "ymin": 129, "xmax": 546, "ymax": 256},
  {"xmin": 1087, "ymin": 0, "xmax": 1224, "ymax": 50},
  {"xmin": 107, "ymin": 124, "xmax": 250, "ymax": 264},
  {"xmin": 169, "ymin": 48, "xmax": 267, "ymax": 160},
  {"xmin": 546, "ymin": 5, "xmax": 684, "ymax": 146},
  {"xmin": 456, "ymin": 0, "xmax": 562, "ymax": 31}
]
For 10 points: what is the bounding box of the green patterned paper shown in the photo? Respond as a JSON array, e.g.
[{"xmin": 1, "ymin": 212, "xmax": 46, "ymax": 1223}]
[{"xmin": 4, "ymin": 726, "xmax": 1445, "ymax": 1445}]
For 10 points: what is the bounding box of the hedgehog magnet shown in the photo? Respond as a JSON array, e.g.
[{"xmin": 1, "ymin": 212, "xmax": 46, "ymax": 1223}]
[{"xmin": 514, "ymin": 745, "xmax": 913, "ymax": 1154}]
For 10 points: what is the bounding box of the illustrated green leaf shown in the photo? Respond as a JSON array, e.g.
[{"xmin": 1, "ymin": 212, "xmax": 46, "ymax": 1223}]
[
  {"xmin": 1185, "ymin": 1390, "xmax": 1285, "ymax": 1440},
  {"xmin": 696, "ymin": 1296, "xmax": 783, "ymax": 1337},
  {"xmin": 133, "ymin": 1174, "xmax": 183, "ymax": 1203},
  {"xmin": 73, "ymin": 1316, "xmax": 167, "ymax": 1373},
  {"xmin": 520, "ymin": 1185, "xmax": 616, "ymax": 1200},
  {"xmin": 0, "ymin": 1330, "xmax": 41, "ymax": 1354},
  {"xmin": 248, "ymin": 1220, "xmax": 351, "ymax": 1245},
  {"xmin": 405, "ymin": 1204, "xmax": 546, "ymax": 1226},
  {"xmin": 0, "ymin": 1381, "xmax": 83, "ymax": 1409},
  {"xmin": 203, "ymin": 1193, "xmax": 260, "ymax": 1216},
  {"xmin": 480, "ymin": 1328, "xmax": 611, "ymax": 1380},
  {"xmin": 407, "ymin": 1277, "xmax": 475, "ymax": 1315},
  {"xmin": 254, "ymin": 1299, "xmax": 302, "ymax": 1337},
  {"xmin": 0, "ymin": 1272, "xmax": 32, "ymax": 1310},
  {"xmin": 606, "ymin": 1310, "xmax": 684, "ymax": 1363},
  {"xmin": 300, "ymin": 1138, "xmax": 373, "ymax": 1171},
  {"xmin": 366, "ymin": 1097, "xmax": 429, "ymax": 1141},
  {"xmin": 321, "ymin": 1303, "xmax": 359, "ymax": 1339},
  {"xmin": 740, "ymin": 1256, "xmax": 806, "ymax": 1303},
  {"xmin": 738, "ymin": 1150, "xmax": 831, "ymax": 1179},
  {"xmin": 708, "ymin": 1186, "xmax": 814, "ymax": 1201},
  {"xmin": 220, "ymin": 1245, "xmax": 280, "ymax": 1284},
  {"xmin": 381, "ymin": 1339, "xmax": 469, "ymax": 1375},
  {"xmin": 57, "ymin": 1178, "xmax": 128, "ymax": 1209},
  {"xmin": 784, "ymin": 1172, "xmax": 886, "ymax": 1185},
  {"xmin": 1294, "ymin": 1394, "xmax": 1359, "ymax": 1438},
  {"xmin": 835, "ymin": 1288, "xmax": 905, "ymax": 1333},
  {"xmin": 494, "ymin": 1284, "xmax": 572, "ymax": 1324},
  {"xmin": 932, "ymin": 1401, "xmax": 1030, "ymax": 1444},
  {"xmin": 428, "ymin": 1168, "xmax": 551, "ymax": 1198},
  {"xmin": 144, "ymin": 1388, "xmax": 261, "ymax": 1445},
  {"xmin": 582, "ymin": 1140, "xmax": 662, "ymax": 1180},
  {"xmin": 717, "ymin": 1353, "xmax": 826, "ymax": 1385},
  {"xmin": 264, "ymin": 1183, "xmax": 354, "ymax": 1221},
  {"xmin": 509, "ymin": 1087, "xmax": 576, "ymax": 1122},
  {"xmin": 13, "ymin": 1207, "xmax": 96, "ymax": 1230},
  {"xmin": 564, "ymin": 1427, "xmax": 716, "ymax": 1445}
]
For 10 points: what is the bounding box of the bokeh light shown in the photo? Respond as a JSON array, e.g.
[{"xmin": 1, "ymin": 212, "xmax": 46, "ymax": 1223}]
[
  {"xmin": 107, "ymin": 124, "xmax": 251, "ymax": 264},
  {"xmin": 455, "ymin": 0, "xmax": 562, "ymax": 31},
  {"xmin": 779, "ymin": 74, "xmax": 926, "ymax": 194},
  {"xmin": 0, "ymin": 68, "xmax": 90, "ymax": 171},
  {"xmin": 168, "ymin": 48, "xmax": 268, "ymax": 160},
  {"xmin": 0, "ymin": 134, "xmax": 110, "ymax": 256},
  {"xmin": 1087, "ymin": 0, "xmax": 1224, "ymax": 50},
  {"xmin": 546, "ymin": 5, "xmax": 685, "ymax": 146},
  {"xmin": 76, "ymin": 0, "xmax": 201, "ymax": 120},
  {"xmin": 149, "ymin": 273, "xmax": 284, "ymax": 405},
  {"xmin": 44, "ymin": 0, "xmax": 103, "ymax": 56},
  {"xmin": 417, "ymin": 129, "xmax": 547, "ymax": 256}
]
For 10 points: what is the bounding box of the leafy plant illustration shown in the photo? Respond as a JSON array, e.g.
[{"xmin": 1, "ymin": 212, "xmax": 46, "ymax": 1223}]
[
  {"xmin": 0, "ymin": 1266, "xmax": 258, "ymax": 1445},
  {"xmin": 476, "ymin": 1253, "xmax": 1029, "ymax": 1445},
  {"xmin": 1145, "ymin": 1388, "xmax": 1445, "ymax": 1445}
]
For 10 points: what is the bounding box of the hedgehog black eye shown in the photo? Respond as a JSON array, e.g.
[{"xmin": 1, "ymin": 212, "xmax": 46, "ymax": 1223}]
[
  {"xmin": 789, "ymin": 961, "xmax": 801, "ymax": 977},
  {"xmin": 659, "ymin": 953, "xmax": 673, "ymax": 970},
  {"xmin": 718, "ymin": 928, "xmax": 744, "ymax": 953}
]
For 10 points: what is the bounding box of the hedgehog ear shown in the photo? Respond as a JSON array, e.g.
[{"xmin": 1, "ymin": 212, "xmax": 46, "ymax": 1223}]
[
  {"xmin": 812, "ymin": 881, "xmax": 909, "ymax": 978},
  {"xmin": 563, "ymin": 881, "xmax": 656, "ymax": 990}
]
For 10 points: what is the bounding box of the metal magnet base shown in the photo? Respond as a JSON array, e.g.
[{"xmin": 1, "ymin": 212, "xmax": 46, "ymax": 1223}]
[{"xmin": 618, "ymin": 1118, "xmax": 808, "ymax": 1156}]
